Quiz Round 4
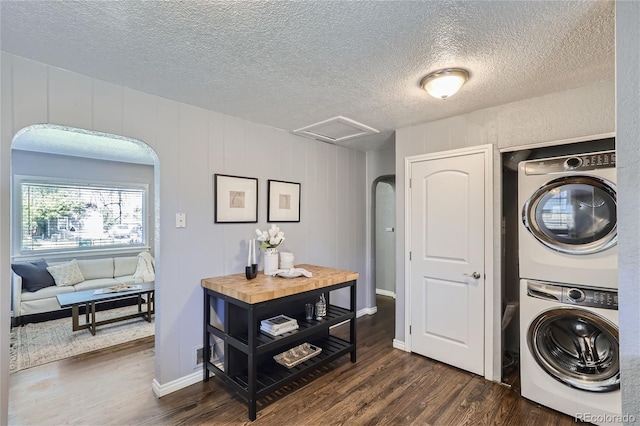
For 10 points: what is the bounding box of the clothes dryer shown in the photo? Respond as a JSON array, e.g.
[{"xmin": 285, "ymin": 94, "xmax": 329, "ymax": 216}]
[
  {"xmin": 520, "ymin": 279, "xmax": 621, "ymax": 424},
  {"xmin": 518, "ymin": 151, "xmax": 617, "ymax": 288}
]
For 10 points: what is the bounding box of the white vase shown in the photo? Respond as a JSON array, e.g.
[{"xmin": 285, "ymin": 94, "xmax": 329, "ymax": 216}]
[{"xmin": 263, "ymin": 248, "xmax": 279, "ymax": 275}]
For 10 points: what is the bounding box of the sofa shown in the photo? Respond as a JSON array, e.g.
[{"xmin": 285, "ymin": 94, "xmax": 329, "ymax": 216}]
[{"xmin": 11, "ymin": 255, "xmax": 151, "ymax": 325}]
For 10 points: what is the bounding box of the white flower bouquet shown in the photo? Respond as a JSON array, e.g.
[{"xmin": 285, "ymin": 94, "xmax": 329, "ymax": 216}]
[{"xmin": 255, "ymin": 224, "xmax": 285, "ymax": 250}]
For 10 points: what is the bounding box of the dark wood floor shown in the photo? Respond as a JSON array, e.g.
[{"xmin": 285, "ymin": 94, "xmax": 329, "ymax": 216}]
[{"xmin": 9, "ymin": 296, "xmax": 575, "ymax": 425}]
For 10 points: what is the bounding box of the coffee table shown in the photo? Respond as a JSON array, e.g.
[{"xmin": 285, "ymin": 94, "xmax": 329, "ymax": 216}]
[{"xmin": 56, "ymin": 282, "xmax": 154, "ymax": 335}]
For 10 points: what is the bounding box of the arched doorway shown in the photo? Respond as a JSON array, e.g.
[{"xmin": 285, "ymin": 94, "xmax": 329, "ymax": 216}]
[
  {"xmin": 8, "ymin": 123, "xmax": 159, "ymax": 368},
  {"xmin": 371, "ymin": 175, "xmax": 396, "ymax": 298}
]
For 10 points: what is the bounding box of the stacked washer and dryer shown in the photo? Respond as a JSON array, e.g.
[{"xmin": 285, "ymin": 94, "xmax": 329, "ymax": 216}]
[{"xmin": 517, "ymin": 150, "xmax": 621, "ymax": 424}]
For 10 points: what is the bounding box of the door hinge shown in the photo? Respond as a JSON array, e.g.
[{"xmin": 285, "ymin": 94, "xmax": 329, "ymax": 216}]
[
  {"xmin": 409, "ymin": 251, "xmax": 412, "ymax": 261},
  {"xmin": 409, "ymin": 178, "xmax": 412, "ymax": 189},
  {"xmin": 409, "ymin": 325, "xmax": 412, "ymax": 334}
]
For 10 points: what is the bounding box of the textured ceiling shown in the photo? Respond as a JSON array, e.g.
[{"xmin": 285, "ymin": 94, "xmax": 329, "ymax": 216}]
[{"xmin": 0, "ymin": 1, "xmax": 614, "ymax": 152}]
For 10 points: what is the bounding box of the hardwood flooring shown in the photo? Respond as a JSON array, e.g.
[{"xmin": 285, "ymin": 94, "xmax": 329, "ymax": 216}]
[{"xmin": 9, "ymin": 296, "xmax": 576, "ymax": 425}]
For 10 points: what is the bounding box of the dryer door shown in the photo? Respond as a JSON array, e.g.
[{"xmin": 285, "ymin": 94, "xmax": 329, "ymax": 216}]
[
  {"xmin": 522, "ymin": 176, "xmax": 617, "ymax": 254},
  {"xmin": 528, "ymin": 307, "xmax": 620, "ymax": 392}
]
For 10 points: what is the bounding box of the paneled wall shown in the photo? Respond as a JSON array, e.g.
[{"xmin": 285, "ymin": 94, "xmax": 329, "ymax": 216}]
[
  {"xmin": 395, "ymin": 79, "xmax": 615, "ymax": 379},
  {"xmin": 0, "ymin": 53, "xmax": 368, "ymax": 397}
]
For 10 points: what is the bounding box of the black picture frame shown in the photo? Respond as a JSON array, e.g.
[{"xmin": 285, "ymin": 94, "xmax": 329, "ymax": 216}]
[
  {"xmin": 214, "ymin": 174, "xmax": 258, "ymax": 223},
  {"xmin": 267, "ymin": 179, "xmax": 301, "ymax": 222}
]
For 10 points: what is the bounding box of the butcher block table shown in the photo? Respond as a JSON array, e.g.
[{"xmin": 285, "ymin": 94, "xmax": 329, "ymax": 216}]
[{"xmin": 201, "ymin": 264, "xmax": 358, "ymax": 421}]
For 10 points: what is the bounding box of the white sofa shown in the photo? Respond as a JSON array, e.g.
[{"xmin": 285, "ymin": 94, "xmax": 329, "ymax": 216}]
[{"xmin": 11, "ymin": 256, "xmax": 141, "ymax": 324}]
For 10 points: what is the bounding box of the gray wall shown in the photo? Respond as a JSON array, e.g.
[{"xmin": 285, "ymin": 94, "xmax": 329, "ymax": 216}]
[
  {"xmin": 0, "ymin": 52, "xmax": 368, "ymax": 417},
  {"xmin": 395, "ymin": 79, "xmax": 615, "ymax": 379},
  {"xmin": 616, "ymin": 1, "xmax": 640, "ymax": 423}
]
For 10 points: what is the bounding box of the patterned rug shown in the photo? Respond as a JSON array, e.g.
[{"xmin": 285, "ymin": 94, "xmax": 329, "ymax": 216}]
[{"xmin": 10, "ymin": 305, "xmax": 155, "ymax": 372}]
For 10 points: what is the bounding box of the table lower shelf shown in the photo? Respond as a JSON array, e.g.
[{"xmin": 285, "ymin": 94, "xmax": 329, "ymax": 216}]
[
  {"xmin": 207, "ymin": 335, "xmax": 353, "ymax": 399},
  {"xmin": 224, "ymin": 305, "xmax": 353, "ymax": 355}
]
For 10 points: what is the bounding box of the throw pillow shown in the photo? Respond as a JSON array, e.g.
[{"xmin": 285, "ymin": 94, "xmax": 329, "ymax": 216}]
[
  {"xmin": 46, "ymin": 259, "xmax": 85, "ymax": 286},
  {"xmin": 11, "ymin": 258, "xmax": 56, "ymax": 292}
]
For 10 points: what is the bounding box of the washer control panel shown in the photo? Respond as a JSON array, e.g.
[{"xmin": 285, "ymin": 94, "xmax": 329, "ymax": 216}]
[
  {"xmin": 524, "ymin": 150, "xmax": 616, "ymax": 175},
  {"xmin": 563, "ymin": 287, "xmax": 618, "ymax": 309},
  {"xmin": 527, "ymin": 280, "xmax": 618, "ymax": 310}
]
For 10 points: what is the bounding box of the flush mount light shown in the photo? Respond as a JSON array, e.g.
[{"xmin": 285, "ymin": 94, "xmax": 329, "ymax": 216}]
[{"xmin": 420, "ymin": 68, "xmax": 470, "ymax": 100}]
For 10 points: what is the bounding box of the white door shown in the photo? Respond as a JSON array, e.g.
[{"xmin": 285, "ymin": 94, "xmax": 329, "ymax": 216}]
[{"xmin": 409, "ymin": 148, "xmax": 487, "ymax": 376}]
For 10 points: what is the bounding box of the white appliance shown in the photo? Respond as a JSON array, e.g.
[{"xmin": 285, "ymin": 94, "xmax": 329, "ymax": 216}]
[
  {"xmin": 518, "ymin": 150, "xmax": 617, "ymax": 288},
  {"xmin": 520, "ymin": 279, "xmax": 621, "ymax": 424}
]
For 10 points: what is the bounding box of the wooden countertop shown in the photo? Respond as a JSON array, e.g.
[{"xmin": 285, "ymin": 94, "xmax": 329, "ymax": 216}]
[{"xmin": 201, "ymin": 264, "xmax": 359, "ymax": 304}]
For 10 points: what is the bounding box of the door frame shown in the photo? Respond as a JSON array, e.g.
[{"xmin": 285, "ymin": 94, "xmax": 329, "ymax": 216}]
[{"xmin": 404, "ymin": 144, "xmax": 495, "ymax": 381}]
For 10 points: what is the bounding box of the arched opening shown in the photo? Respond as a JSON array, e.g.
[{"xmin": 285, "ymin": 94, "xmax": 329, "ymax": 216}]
[
  {"xmin": 8, "ymin": 124, "xmax": 159, "ymax": 370},
  {"xmin": 371, "ymin": 175, "xmax": 396, "ymax": 298}
]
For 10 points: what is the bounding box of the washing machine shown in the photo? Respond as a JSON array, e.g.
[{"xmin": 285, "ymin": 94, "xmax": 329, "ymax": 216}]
[
  {"xmin": 518, "ymin": 150, "xmax": 617, "ymax": 288},
  {"xmin": 520, "ymin": 279, "xmax": 621, "ymax": 424}
]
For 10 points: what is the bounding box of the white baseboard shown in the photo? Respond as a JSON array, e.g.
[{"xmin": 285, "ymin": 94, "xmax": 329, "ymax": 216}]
[
  {"xmin": 357, "ymin": 306, "xmax": 377, "ymax": 317},
  {"xmin": 393, "ymin": 339, "xmax": 407, "ymax": 351},
  {"xmin": 375, "ymin": 289, "xmax": 396, "ymax": 299},
  {"xmin": 152, "ymin": 370, "xmax": 210, "ymax": 398}
]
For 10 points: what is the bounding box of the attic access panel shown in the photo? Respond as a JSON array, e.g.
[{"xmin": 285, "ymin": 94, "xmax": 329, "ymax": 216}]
[{"xmin": 292, "ymin": 116, "xmax": 379, "ymax": 144}]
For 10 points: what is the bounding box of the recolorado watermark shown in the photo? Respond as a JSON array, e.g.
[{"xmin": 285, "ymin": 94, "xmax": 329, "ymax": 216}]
[{"xmin": 575, "ymin": 413, "xmax": 636, "ymax": 423}]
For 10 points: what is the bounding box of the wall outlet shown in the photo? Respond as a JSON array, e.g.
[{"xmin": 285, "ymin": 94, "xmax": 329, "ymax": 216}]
[{"xmin": 194, "ymin": 345, "xmax": 213, "ymax": 369}]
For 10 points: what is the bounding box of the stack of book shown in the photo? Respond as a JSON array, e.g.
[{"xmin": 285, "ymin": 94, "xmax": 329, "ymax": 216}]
[{"xmin": 260, "ymin": 314, "xmax": 299, "ymax": 336}]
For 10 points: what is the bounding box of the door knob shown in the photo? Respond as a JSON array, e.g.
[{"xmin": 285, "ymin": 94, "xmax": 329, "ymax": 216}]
[{"xmin": 464, "ymin": 272, "xmax": 481, "ymax": 279}]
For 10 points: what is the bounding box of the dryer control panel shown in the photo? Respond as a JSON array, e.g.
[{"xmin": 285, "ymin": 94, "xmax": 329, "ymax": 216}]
[
  {"xmin": 524, "ymin": 150, "xmax": 616, "ymax": 175},
  {"xmin": 527, "ymin": 280, "xmax": 618, "ymax": 310}
]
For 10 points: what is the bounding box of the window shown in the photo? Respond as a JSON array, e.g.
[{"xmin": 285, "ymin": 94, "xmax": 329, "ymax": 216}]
[{"xmin": 18, "ymin": 179, "xmax": 147, "ymax": 255}]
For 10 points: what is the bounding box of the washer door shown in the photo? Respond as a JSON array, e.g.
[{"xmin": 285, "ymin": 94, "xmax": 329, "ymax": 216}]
[
  {"xmin": 522, "ymin": 175, "xmax": 617, "ymax": 254},
  {"xmin": 528, "ymin": 307, "xmax": 620, "ymax": 392}
]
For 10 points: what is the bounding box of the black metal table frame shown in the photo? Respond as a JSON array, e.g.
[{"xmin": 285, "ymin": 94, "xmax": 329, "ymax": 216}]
[
  {"xmin": 72, "ymin": 291, "xmax": 154, "ymax": 335},
  {"xmin": 203, "ymin": 279, "xmax": 356, "ymax": 421}
]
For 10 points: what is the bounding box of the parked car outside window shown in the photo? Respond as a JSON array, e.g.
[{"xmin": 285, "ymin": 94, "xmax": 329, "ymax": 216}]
[{"xmin": 109, "ymin": 224, "xmax": 132, "ymax": 239}]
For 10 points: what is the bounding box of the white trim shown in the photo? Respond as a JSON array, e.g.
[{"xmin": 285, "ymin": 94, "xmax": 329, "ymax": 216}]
[
  {"xmin": 404, "ymin": 144, "xmax": 495, "ymax": 381},
  {"xmin": 392, "ymin": 339, "xmax": 407, "ymax": 351},
  {"xmin": 375, "ymin": 288, "xmax": 396, "ymax": 299},
  {"xmin": 357, "ymin": 306, "xmax": 377, "ymax": 317},
  {"xmin": 404, "ymin": 156, "xmax": 413, "ymax": 352},
  {"xmin": 499, "ymin": 132, "xmax": 616, "ymax": 153},
  {"xmin": 486, "ymin": 146, "xmax": 497, "ymax": 382},
  {"xmin": 152, "ymin": 371, "xmax": 210, "ymax": 398}
]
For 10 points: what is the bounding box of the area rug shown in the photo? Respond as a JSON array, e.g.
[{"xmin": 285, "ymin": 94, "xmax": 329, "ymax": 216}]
[{"xmin": 10, "ymin": 305, "xmax": 154, "ymax": 373}]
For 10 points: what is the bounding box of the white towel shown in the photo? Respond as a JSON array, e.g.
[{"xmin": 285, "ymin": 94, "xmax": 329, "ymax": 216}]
[
  {"xmin": 133, "ymin": 252, "xmax": 155, "ymax": 283},
  {"xmin": 273, "ymin": 268, "xmax": 313, "ymax": 278}
]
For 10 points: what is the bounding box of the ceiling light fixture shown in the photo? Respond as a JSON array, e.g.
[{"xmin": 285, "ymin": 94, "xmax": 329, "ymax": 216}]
[{"xmin": 420, "ymin": 68, "xmax": 470, "ymax": 100}]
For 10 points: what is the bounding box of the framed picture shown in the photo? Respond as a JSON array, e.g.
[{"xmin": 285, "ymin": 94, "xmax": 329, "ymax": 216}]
[
  {"xmin": 268, "ymin": 179, "xmax": 301, "ymax": 222},
  {"xmin": 214, "ymin": 174, "xmax": 258, "ymax": 223}
]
